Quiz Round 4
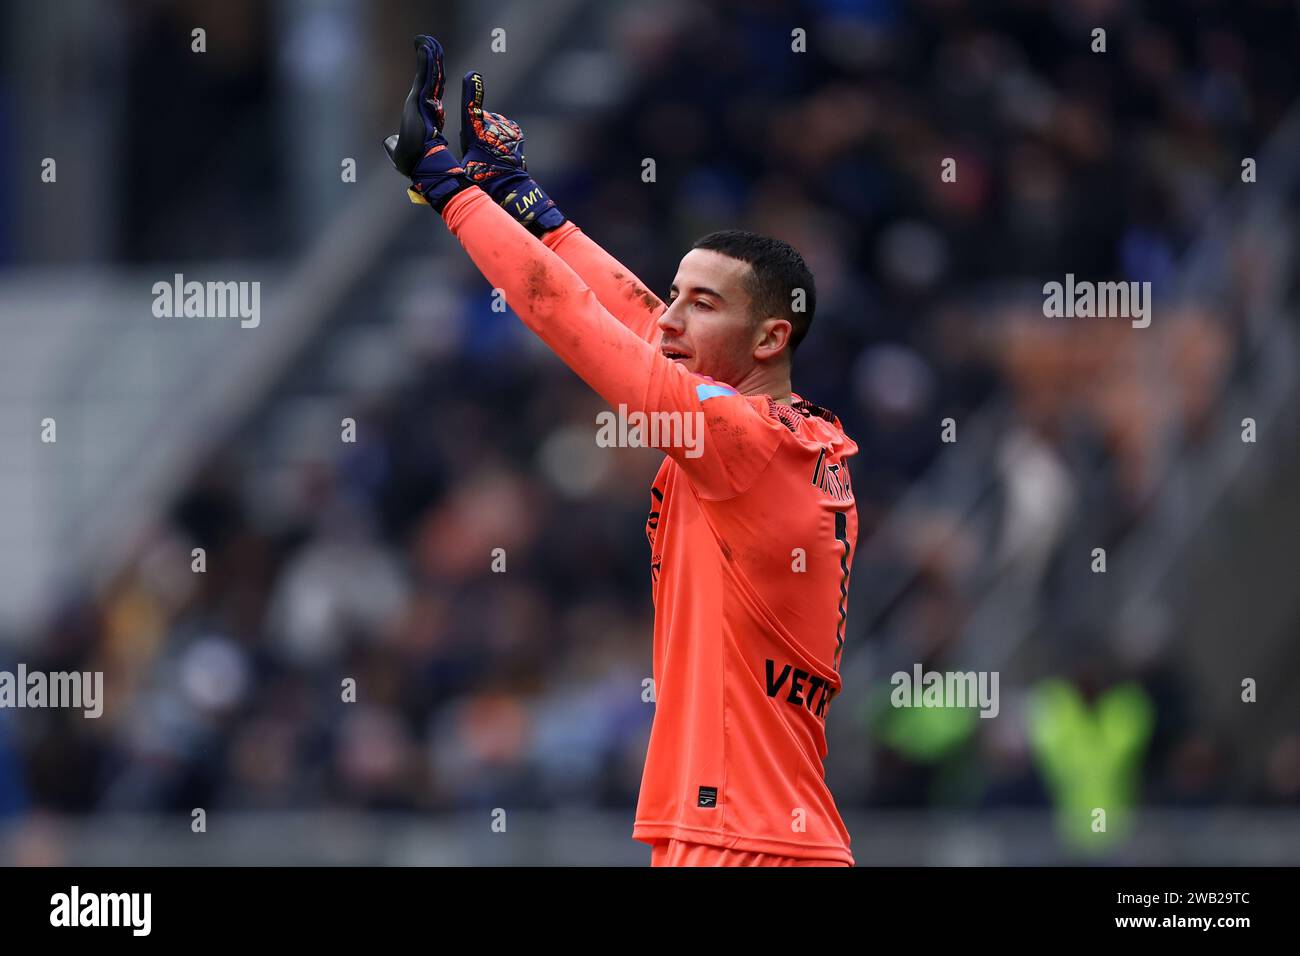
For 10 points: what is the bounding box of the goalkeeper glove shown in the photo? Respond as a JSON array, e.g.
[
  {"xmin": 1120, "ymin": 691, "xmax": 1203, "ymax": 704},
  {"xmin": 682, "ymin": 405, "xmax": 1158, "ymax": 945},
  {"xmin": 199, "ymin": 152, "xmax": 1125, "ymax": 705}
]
[
  {"xmin": 382, "ymin": 35, "xmax": 473, "ymax": 212},
  {"xmin": 459, "ymin": 70, "xmax": 566, "ymax": 235}
]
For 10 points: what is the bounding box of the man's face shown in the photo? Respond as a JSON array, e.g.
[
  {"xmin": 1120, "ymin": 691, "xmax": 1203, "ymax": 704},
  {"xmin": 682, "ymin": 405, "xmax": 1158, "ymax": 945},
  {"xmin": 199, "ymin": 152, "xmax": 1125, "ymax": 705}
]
[{"xmin": 657, "ymin": 249, "xmax": 761, "ymax": 384}]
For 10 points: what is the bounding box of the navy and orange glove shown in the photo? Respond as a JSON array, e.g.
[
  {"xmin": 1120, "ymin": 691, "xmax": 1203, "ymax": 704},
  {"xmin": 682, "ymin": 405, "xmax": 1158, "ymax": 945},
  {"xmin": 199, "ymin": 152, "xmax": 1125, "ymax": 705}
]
[
  {"xmin": 459, "ymin": 70, "xmax": 566, "ymax": 235},
  {"xmin": 382, "ymin": 35, "xmax": 473, "ymax": 212}
]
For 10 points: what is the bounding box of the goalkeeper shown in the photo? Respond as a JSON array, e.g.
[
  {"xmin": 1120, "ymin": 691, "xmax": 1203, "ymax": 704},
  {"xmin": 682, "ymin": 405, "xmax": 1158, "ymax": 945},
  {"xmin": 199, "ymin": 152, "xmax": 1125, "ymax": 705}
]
[{"xmin": 386, "ymin": 35, "xmax": 858, "ymax": 867}]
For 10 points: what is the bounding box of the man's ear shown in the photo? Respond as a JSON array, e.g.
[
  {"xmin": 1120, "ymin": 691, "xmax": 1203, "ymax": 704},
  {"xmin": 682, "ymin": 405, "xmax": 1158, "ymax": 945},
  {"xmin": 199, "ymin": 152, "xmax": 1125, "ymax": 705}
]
[{"xmin": 753, "ymin": 317, "xmax": 793, "ymax": 362}]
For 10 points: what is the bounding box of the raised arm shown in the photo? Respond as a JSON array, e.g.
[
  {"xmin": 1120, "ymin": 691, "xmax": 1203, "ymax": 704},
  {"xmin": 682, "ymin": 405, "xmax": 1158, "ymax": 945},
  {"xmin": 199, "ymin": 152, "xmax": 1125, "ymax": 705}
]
[
  {"xmin": 540, "ymin": 223, "xmax": 665, "ymax": 343},
  {"xmin": 381, "ymin": 35, "xmax": 782, "ymax": 497},
  {"xmin": 442, "ymin": 187, "xmax": 782, "ymax": 498},
  {"xmin": 456, "ymin": 68, "xmax": 665, "ymax": 342},
  {"xmin": 443, "ymin": 187, "xmax": 682, "ymax": 416}
]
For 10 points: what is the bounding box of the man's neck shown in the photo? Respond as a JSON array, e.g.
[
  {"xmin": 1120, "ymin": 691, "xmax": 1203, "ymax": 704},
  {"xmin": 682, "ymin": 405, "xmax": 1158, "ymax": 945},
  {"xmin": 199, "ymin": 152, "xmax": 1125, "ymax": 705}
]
[
  {"xmin": 735, "ymin": 366, "xmax": 794, "ymax": 404},
  {"xmin": 743, "ymin": 377, "xmax": 790, "ymax": 403}
]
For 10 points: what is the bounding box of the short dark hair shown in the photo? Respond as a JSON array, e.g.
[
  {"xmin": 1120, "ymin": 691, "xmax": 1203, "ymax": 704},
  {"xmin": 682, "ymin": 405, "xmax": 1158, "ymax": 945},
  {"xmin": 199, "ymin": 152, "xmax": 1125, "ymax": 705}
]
[{"xmin": 691, "ymin": 230, "xmax": 816, "ymax": 357}]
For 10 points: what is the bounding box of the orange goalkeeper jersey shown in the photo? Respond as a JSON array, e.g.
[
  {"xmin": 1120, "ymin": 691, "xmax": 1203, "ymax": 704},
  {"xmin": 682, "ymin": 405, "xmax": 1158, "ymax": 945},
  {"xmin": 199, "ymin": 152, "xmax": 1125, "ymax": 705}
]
[{"xmin": 443, "ymin": 189, "xmax": 857, "ymax": 865}]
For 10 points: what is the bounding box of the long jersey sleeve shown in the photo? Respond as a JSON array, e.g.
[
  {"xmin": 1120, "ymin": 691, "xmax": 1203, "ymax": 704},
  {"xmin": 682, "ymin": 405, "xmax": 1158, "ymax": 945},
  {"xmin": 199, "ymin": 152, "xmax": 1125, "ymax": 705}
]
[
  {"xmin": 443, "ymin": 187, "xmax": 785, "ymax": 500},
  {"xmin": 540, "ymin": 221, "xmax": 664, "ymax": 343}
]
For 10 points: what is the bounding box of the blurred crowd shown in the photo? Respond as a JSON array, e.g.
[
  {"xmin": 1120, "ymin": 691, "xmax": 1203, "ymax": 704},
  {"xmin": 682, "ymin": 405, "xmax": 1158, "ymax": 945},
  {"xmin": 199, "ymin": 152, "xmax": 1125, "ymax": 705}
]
[{"xmin": 4, "ymin": 0, "xmax": 1300, "ymax": 849}]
